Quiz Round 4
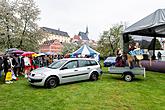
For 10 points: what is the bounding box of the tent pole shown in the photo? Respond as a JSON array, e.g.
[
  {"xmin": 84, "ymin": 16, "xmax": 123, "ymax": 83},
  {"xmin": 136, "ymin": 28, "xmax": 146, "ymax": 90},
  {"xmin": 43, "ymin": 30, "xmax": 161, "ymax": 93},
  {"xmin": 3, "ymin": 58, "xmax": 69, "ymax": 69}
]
[
  {"xmin": 152, "ymin": 36, "xmax": 156, "ymax": 60},
  {"xmin": 122, "ymin": 34, "xmax": 129, "ymax": 53}
]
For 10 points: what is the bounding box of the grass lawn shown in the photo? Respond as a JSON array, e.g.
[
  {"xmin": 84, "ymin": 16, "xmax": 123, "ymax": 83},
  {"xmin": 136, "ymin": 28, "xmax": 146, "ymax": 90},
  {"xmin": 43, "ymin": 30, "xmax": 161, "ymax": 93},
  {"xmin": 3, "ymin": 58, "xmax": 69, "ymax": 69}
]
[{"xmin": 0, "ymin": 65, "xmax": 164, "ymax": 110}]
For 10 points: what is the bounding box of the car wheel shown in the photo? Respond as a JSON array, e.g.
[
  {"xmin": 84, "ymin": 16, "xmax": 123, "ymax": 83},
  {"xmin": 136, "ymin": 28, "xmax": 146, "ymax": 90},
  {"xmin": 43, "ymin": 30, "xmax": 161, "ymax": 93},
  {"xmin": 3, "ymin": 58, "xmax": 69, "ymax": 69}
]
[
  {"xmin": 90, "ymin": 72, "xmax": 98, "ymax": 81},
  {"xmin": 123, "ymin": 74, "xmax": 133, "ymax": 82},
  {"xmin": 45, "ymin": 76, "xmax": 59, "ymax": 88}
]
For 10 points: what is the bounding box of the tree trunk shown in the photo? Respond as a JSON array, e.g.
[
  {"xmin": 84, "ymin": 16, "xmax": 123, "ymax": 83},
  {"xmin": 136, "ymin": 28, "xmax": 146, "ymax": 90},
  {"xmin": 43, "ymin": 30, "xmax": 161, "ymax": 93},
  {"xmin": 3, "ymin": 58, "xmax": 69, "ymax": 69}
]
[
  {"xmin": 7, "ymin": 25, "xmax": 11, "ymax": 49},
  {"xmin": 17, "ymin": 20, "xmax": 28, "ymax": 48}
]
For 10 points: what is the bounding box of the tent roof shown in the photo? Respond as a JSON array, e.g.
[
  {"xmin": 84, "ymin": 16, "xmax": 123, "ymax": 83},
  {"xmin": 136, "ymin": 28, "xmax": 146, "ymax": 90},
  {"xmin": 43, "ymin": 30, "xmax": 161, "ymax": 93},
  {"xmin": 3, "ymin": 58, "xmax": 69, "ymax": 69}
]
[
  {"xmin": 123, "ymin": 9, "xmax": 165, "ymax": 37},
  {"xmin": 72, "ymin": 44, "xmax": 100, "ymax": 55}
]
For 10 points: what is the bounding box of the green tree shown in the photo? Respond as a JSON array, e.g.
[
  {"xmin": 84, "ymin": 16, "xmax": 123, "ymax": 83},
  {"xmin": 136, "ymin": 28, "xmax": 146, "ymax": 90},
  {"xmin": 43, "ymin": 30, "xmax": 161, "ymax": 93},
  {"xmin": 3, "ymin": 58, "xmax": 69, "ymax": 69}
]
[
  {"xmin": 62, "ymin": 42, "xmax": 81, "ymax": 55},
  {"xmin": 148, "ymin": 38, "xmax": 162, "ymax": 50},
  {"xmin": 16, "ymin": 0, "xmax": 41, "ymax": 49},
  {"xmin": 0, "ymin": 0, "xmax": 18, "ymax": 49},
  {"xmin": 0, "ymin": 0, "xmax": 44, "ymax": 51},
  {"xmin": 97, "ymin": 24, "xmax": 124, "ymax": 57}
]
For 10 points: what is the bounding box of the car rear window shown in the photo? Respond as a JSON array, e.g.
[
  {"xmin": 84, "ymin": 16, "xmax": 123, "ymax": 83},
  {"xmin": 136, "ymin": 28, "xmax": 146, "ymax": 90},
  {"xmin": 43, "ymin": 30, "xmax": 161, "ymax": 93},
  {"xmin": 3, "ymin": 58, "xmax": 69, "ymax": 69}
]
[
  {"xmin": 89, "ymin": 60, "xmax": 98, "ymax": 66},
  {"xmin": 78, "ymin": 60, "xmax": 91, "ymax": 67}
]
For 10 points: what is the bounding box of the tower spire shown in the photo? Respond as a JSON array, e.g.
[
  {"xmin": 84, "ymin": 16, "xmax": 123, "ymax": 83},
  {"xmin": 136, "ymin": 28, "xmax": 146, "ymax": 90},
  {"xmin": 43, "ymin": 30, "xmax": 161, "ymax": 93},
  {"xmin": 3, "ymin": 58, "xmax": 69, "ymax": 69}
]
[{"xmin": 86, "ymin": 26, "xmax": 88, "ymax": 34}]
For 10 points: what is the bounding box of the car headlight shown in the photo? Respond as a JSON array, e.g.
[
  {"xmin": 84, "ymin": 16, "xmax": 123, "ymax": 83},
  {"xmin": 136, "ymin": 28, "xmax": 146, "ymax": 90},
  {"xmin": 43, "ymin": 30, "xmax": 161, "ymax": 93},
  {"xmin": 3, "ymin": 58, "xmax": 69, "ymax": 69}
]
[{"xmin": 35, "ymin": 73, "xmax": 46, "ymax": 77}]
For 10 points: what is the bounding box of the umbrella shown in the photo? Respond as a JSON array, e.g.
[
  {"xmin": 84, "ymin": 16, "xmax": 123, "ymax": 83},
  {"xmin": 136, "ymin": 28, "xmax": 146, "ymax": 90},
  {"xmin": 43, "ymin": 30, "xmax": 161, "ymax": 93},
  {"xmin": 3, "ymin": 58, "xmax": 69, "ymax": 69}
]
[
  {"xmin": 21, "ymin": 51, "xmax": 35, "ymax": 56},
  {"xmin": 6, "ymin": 48, "xmax": 19, "ymax": 53},
  {"xmin": 45, "ymin": 52, "xmax": 55, "ymax": 55},
  {"xmin": 32, "ymin": 53, "xmax": 40, "ymax": 57},
  {"xmin": 38, "ymin": 53, "xmax": 45, "ymax": 56},
  {"xmin": 9, "ymin": 50, "xmax": 25, "ymax": 54}
]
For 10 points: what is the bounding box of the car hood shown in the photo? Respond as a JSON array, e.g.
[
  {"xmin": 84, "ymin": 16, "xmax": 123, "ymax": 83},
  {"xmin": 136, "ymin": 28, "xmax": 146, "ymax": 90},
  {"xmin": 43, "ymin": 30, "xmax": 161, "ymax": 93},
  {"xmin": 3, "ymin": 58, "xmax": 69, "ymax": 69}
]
[
  {"xmin": 32, "ymin": 67, "xmax": 50, "ymax": 73},
  {"xmin": 31, "ymin": 67, "xmax": 59, "ymax": 75}
]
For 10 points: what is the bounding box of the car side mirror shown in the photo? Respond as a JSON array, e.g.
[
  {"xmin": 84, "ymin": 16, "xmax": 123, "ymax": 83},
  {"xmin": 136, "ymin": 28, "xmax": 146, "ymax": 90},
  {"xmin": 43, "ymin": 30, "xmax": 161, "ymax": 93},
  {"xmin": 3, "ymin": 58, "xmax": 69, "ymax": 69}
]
[{"xmin": 61, "ymin": 67, "xmax": 68, "ymax": 70}]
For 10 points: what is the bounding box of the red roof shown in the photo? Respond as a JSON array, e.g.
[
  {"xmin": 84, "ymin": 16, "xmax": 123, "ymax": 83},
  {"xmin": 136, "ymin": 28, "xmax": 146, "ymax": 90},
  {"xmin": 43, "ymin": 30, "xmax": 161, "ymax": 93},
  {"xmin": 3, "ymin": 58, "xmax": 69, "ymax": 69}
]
[{"xmin": 73, "ymin": 35, "xmax": 80, "ymax": 40}]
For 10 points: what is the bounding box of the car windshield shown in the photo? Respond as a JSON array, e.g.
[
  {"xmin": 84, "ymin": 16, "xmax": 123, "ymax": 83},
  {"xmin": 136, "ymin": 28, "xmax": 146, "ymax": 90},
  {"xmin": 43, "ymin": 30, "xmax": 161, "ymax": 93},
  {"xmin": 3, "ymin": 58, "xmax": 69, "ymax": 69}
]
[{"xmin": 48, "ymin": 60, "xmax": 67, "ymax": 69}]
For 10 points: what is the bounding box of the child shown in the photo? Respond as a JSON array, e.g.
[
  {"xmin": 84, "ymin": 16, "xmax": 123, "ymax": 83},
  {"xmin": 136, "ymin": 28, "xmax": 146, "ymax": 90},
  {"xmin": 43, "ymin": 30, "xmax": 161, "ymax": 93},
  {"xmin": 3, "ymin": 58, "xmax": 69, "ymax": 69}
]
[{"xmin": 5, "ymin": 68, "xmax": 13, "ymax": 84}]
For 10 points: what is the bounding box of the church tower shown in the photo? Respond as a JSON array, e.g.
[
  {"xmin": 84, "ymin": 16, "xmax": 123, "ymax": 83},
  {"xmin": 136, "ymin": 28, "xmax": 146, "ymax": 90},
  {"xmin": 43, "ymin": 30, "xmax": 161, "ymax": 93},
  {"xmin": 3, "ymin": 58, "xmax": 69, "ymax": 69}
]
[{"xmin": 86, "ymin": 26, "xmax": 88, "ymax": 36}]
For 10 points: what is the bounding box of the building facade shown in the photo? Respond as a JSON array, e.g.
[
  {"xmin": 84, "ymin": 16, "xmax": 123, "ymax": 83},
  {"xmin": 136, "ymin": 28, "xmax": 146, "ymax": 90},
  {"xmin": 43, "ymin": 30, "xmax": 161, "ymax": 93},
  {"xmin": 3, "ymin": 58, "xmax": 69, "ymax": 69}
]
[
  {"xmin": 41, "ymin": 27, "xmax": 70, "ymax": 43},
  {"xmin": 39, "ymin": 26, "xmax": 97, "ymax": 54},
  {"xmin": 40, "ymin": 39, "xmax": 63, "ymax": 53},
  {"xmin": 39, "ymin": 27, "xmax": 70, "ymax": 53},
  {"xmin": 71, "ymin": 27, "xmax": 97, "ymax": 47},
  {"xmin": 71, "ymin": 27, "xmax": 89, "ymax": 43}
]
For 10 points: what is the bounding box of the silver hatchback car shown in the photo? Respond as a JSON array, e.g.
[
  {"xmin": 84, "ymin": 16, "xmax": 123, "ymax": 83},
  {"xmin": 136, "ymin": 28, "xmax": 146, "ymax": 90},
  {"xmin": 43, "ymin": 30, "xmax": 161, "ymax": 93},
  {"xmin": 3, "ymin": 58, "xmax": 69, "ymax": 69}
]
[{"xmin": 28, "ymin": 58, "xmax": 102, "ymax": 88}]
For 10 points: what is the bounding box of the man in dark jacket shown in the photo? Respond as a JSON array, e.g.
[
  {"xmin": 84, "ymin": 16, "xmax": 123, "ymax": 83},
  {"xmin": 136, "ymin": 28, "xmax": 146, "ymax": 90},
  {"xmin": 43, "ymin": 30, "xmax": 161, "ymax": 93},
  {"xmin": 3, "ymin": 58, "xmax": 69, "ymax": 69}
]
[
  {"xmin": 12, "ymin": 54, "xmax": 20, "ymax": 76},
  {"xmin": 0, "ymin": 56, "xmax": 4, "ymax": 78},
  {"xmin": 3, "ymin": 55, "xmax": 11, "ymax": 82}
]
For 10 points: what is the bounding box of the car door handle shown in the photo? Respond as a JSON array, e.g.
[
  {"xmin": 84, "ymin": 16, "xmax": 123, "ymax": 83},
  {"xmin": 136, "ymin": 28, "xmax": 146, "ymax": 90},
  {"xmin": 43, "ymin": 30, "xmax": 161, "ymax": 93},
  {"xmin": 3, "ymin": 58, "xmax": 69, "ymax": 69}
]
[
  {"xmin": 74, "ymin": 70, "xmax": 78, "ymax": 71},
  {"xmin": 87, "ymin": 68, "xmax": 90, "ymax": 70}
]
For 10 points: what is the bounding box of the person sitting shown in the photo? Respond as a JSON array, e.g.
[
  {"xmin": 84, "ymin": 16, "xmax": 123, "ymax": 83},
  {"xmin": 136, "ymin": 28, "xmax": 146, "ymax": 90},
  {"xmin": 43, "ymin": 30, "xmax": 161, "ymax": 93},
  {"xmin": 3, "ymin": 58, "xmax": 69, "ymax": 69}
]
[
  {"xmin": 115, "ymin": 48, "xmax": 125, "ymax": 67},
  {"xmin": 127, "ymin": 42, "xmax": 143, "ymax": 69},
  {"xmin": 115, "ymin": 56, "xmax": 125, "ymax": 67}
]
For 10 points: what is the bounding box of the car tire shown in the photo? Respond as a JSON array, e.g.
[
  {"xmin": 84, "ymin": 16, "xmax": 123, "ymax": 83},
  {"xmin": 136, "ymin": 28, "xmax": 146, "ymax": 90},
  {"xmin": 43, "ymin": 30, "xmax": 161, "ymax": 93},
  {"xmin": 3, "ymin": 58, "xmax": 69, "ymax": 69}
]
[
  {"xmin": 45, "ymin": 76, "xmax": 59, "ymax": 88},
  {"xmin": 123, "ymin": 73, "xmax": 133, "ymax": 82},
  {"xmin": 90, "ymin": 72, "xmax": 98, "ymax": 81}
]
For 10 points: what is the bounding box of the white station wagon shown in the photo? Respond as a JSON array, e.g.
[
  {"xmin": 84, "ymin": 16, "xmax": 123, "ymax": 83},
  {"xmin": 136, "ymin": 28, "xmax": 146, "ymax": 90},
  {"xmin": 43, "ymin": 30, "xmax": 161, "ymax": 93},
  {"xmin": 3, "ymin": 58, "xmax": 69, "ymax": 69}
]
[{"xmin": 28, "ymin": 58, "xmax": 102, "ymax": 88}]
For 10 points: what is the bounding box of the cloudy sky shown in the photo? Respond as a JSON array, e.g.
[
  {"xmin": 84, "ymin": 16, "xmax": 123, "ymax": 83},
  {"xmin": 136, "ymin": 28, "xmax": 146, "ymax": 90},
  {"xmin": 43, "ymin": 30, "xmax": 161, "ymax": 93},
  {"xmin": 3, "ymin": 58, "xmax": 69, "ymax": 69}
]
[{"xmin": 34, "ymin": 0, "xmax": 165, "ymax": 41}]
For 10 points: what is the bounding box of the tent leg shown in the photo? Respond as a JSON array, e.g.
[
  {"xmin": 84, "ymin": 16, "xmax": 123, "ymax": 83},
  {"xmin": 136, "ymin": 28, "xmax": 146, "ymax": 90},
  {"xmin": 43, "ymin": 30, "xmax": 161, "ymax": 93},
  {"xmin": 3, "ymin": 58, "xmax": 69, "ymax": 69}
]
[
  {"xmin": 122, "ymin": 34, "xmax": 130, "ymax": 53},
  {"xmin": 152, "ymin": 37, "xmax": 156, "ymax": 60}
]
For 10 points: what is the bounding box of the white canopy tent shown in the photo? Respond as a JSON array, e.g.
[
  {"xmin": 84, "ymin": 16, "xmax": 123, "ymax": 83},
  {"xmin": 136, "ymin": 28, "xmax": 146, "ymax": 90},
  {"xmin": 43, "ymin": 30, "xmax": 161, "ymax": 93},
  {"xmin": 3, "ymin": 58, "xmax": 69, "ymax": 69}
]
[{"xmin": 72, "ymin": 44, "xmax": 100, "ymax": 61}]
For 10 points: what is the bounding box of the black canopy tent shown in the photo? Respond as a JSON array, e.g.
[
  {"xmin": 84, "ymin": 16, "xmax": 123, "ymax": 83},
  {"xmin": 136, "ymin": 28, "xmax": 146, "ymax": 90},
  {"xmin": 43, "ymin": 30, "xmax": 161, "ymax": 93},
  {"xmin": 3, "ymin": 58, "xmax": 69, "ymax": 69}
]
[{"xmin": 123, "ymin": 9, "xmax": 165, "ymax": 59}]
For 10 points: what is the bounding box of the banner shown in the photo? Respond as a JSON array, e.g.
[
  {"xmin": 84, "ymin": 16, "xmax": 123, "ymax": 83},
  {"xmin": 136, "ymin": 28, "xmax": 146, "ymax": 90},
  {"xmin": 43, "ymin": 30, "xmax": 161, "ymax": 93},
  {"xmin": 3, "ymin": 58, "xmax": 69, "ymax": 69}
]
[{"xmin": 129, "ymin": 49, "xmax": 145, "ymax": 56}]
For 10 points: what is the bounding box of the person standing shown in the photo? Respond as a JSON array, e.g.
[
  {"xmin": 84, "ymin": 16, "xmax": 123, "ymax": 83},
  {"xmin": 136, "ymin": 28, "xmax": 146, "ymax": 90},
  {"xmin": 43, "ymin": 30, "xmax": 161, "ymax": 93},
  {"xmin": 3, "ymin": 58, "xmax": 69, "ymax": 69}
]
[
  {"xmin": 12, "ymin": 54, "xmax": 19, "ymax": 77},
  {"xmin": 19, "ymin": 56, "xmax": 24, "ymax": 75},
  {"xmin": 23, "ymin": 56, "xmax": 31, "ymax": 78},
  {"xmin": 33, "ymin": 57, "xmax": 39, "ymax": 69},
  {"xmin": 157, "ymin": 51, "xmax": 162, "ymax": 61},
  {"xmin": 3, "ymin": 56, "xmax": 11, "ymax": 83},
  {"xmin": 0, "ymin": 56, "xmax": 4, "ymax": 78}
]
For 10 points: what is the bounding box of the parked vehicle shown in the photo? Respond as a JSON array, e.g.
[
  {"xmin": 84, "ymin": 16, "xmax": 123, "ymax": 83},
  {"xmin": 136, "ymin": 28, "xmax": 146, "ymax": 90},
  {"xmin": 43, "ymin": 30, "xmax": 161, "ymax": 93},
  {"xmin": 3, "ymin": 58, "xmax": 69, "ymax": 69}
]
[
  {"xmin": 28, "ymin": 58, "xmax": 102, "ymax": 88},
  {"xmin": 104, "ymin": 57, "xmax": 116, "ymax": 67}
]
